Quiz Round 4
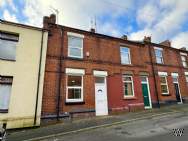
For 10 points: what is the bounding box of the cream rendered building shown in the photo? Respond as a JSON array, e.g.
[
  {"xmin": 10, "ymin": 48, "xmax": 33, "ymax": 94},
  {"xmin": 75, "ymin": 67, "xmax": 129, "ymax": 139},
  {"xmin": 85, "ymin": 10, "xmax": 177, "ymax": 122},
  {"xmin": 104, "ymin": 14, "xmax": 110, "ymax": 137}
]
[{"xmin": 0, "ymin": 20, "xmax": 48, "ymax": 129}]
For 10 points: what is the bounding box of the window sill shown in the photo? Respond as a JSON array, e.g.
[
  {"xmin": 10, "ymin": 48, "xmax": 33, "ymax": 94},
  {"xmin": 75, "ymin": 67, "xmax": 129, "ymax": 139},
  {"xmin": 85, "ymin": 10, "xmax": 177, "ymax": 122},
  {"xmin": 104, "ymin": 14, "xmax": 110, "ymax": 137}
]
[
  {"xmin": 123, "ymin": 96, "xmax": 137, "ymax": 100},
  {"xmin": 0, "ymin": 109, "xmax": 8, "ymax": 113},
  {"xmin": 0, "ymin": 57, "xmax": 16, "ymax": 62},
  {"xmin": 65, "ymin": 101, "xmax": 85, "ymax": 105},
  {"xmin": 154, "ymin": 62, "xmax": 165, "ymax": 65},
  {"xmin": 121, "ymin": 63, "xmax": 132, "ymax": 66},
  {"xmin": 161, "ymin": 93, "xmax": 171, "ymax": 96},
  {"xmin": 67, "ymin": 56, "xmax": 83, "ymax": 60}
]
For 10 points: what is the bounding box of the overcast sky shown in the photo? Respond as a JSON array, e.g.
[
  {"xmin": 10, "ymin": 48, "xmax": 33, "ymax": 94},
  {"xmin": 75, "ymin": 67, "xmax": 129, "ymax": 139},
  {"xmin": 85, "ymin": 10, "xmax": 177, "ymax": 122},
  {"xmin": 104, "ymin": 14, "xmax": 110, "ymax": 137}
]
[{"xmin": 0, "ymin": 0, "xmax": 188, "ymax": 48}]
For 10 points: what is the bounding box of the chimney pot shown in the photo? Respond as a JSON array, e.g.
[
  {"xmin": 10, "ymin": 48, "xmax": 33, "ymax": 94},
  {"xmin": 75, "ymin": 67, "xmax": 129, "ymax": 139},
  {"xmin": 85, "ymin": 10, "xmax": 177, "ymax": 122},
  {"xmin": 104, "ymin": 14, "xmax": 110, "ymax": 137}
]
[
  {"xmin": 50, "ymin": 14, "xmax": 56, "ymax": 24},
  {"xmin": 43, "ymin": 14, "xmax": 56, "ymax": 29},
  {"xmin": 121, "ymin": 35, "xmax": 128, "ymax": 40},
  {"xmin": 90, "ymin": 28, "xmax": 95, "ymax": 33}
]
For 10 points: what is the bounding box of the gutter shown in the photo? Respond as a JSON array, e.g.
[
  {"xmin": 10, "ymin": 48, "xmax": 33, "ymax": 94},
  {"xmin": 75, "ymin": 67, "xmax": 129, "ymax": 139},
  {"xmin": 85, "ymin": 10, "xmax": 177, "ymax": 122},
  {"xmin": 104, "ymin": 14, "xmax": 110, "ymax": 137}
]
[
  {"xmin": 34, "ymin": 29, "xmax": 45, "ymax": 125},
  {"xmin": 0, "ymin": 19, "xmax": 44, "ymax": 31},
  {"xmin": 148, "ymin": 43, "xmax": 160, "ymax": 108}
]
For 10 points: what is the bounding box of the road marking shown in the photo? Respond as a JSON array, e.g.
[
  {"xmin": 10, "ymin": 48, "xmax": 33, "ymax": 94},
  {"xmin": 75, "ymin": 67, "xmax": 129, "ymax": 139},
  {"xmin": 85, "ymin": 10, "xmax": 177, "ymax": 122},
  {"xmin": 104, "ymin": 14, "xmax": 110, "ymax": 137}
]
[{"xmin": 25, "ymin": 111, "xmax": 181, "ymax": 141}]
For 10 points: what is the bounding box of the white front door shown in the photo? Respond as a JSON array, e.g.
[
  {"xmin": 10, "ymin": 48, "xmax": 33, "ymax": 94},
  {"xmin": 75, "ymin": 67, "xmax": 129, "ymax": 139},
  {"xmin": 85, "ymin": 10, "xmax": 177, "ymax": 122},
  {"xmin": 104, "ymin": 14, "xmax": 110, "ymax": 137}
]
[{"xmin": 95, "ymin": 77, "xmax": 108, "ymax": 116}]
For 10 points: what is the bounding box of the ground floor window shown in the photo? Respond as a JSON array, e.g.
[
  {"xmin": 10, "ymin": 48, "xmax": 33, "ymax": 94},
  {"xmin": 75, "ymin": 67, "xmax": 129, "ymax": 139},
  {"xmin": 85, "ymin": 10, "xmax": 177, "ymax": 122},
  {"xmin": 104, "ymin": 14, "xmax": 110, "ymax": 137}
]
[
  {"xmin": 159, "ymin": 76, "xmax": 169, "ymax": 95},
  {"xmin": 0, "ymin": 76, "xmax": 13, "ymax": 113},
  {"xmin": 66, "ymin": 75, "xmax": 83, "ymax": 102},
  {"xmin": 122, "ymin": 75, "xmax": 134, "ymax": 97}
]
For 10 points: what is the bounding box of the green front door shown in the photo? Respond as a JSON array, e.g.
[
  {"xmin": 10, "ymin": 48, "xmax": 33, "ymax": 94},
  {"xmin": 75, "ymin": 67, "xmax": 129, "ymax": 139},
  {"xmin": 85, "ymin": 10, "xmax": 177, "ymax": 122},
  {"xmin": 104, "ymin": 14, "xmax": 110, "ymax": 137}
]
[{"xmin": 142, "ymin": 83, "xmax": 150, "ymax": 107}]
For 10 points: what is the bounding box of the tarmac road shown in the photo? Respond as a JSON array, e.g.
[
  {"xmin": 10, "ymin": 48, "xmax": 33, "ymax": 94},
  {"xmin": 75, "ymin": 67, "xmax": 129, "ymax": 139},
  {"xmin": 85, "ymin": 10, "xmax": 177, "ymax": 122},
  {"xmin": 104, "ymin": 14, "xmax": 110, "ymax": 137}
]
[{"xmin": 41, "ymin": 112, "xmax": 188, "ymax": 141}]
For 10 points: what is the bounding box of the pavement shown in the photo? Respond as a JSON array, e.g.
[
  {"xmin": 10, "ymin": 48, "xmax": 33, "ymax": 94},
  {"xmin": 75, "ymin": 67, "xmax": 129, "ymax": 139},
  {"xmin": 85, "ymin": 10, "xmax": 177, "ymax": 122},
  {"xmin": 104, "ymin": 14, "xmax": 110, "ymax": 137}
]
[{"xmin": 6, "ymin": 104, "xmax": 188, "ymax": 141}]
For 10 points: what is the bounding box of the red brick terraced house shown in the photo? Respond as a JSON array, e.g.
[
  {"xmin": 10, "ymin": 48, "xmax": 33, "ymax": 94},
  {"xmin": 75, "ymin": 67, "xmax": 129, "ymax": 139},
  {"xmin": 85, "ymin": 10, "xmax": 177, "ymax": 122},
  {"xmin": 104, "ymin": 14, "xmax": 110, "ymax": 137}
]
[
  {"xmin": 41, "ymin": 14, "xmax": 188, "ymax": 120},
  {"xmin": 145, "ymin": 40, "xmax": 188, "ymax": 105}
]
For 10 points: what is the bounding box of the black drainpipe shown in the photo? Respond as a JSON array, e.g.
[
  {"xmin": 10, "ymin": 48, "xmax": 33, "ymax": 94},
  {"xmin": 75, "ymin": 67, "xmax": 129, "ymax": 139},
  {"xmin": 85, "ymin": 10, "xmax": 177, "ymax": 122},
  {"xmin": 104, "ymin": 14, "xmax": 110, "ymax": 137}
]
[
  {"xmin": 148, "ymin": 43, "xmax": 160, "ymax": 108},
  {"xmin": 34, "ymin": 29, "xmax": 45, "ymax": 125},
  {"xmin": 56, "ymin": 26, "xmax": 64, "ymax": 120}
]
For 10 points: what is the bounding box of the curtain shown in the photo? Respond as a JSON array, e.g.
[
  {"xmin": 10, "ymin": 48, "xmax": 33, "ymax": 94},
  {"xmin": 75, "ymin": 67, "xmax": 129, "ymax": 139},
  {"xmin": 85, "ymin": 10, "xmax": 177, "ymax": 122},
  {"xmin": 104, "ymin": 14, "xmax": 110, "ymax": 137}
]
[{"xmin": 0, "ymin": 84, "xmax": 12, "ymax": 109}]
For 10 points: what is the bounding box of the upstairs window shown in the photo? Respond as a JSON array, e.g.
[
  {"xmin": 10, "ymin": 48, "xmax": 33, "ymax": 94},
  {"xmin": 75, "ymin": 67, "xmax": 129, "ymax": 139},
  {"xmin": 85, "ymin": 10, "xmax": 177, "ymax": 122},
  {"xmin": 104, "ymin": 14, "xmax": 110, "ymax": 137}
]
[
  {"xmin": 154, "ymin": 47, "xmax": 164, "ymax": 64},
  {"xmin": 0, "ymin": 32, "xmax": 19, "ymax": 61},
  {"xmin": 120, "ymin": 47, "xmax": 131, "ymax": 64},
  {"xmin": 181, "ymin": 54, "xmax": 188, "ymax": 68},
  {"xmin": 122, "ymin": 75, "xmax": 134, "ymax": 97},
  {"xmin": 0, "ymin": 76, "xmax": 13, "ymax": 113},
  {"xmin": 68, "ymin": 32, "xmax": 84, "ymax": 59}
]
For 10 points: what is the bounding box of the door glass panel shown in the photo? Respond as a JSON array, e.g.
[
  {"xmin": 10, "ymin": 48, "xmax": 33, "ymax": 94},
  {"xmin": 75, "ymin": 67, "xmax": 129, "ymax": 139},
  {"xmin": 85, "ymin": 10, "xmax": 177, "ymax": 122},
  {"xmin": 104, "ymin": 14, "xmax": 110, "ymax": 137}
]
[
  {"xmin": 172, "ymin": 77, "xmax": 178, "ymax": 83},
  {"xmin": 123, "ymin": 76, "xmax": 132, "ymax": 81},
  {"xmin": 95, "ymin": 77, "xmax": 105, "ymax": 84},
  {"xmin": 141, "ymin": 77, "xmax": 147, "ymax": 83}
]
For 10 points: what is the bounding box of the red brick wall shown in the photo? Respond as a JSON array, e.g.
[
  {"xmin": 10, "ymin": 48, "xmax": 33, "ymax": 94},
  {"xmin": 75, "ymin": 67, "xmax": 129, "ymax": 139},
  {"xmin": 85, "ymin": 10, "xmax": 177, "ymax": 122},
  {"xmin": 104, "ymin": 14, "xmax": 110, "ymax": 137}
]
[
  {"xmin": 42, "ymin": 25, "xmax": 62, "ymax": 116},
  {"xmin": 149, "ymin": 45, "xmax": 188, "ymax": 103},
  {"xmin": 41, "ymin": 20, "xmax": 188, "ymax": 118}
]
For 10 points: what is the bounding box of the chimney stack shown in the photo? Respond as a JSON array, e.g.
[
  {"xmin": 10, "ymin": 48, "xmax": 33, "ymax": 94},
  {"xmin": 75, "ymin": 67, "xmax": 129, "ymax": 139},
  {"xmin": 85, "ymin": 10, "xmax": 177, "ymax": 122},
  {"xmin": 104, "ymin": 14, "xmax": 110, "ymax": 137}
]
[
  {"xmin": 90, "ymin": 28, "xmax": 95, "ymax": 33},
  {"xmin": 160, "ymin": 40, "xmax": 171, "ymax": 47},
  {"xmin": 121, "ymin": 35, "xmax": 128, "ymax": 40},
  {"xmin": 43, "ymin": 14, "xmax": 56, "ymax": 29},
  {"xmin": 143, "ymin": 36, "xmax": 151, "ymax": 42},
  {"xmin": 180, "ymin": 47, "xmax": 187, "ymax": 51}
]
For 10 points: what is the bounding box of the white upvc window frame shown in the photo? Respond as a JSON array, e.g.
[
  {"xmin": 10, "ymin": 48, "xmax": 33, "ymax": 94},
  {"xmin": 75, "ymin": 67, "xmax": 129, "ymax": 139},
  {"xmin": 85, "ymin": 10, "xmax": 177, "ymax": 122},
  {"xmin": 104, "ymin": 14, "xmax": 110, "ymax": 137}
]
[
  {"xmin": 0, "ymin": 32, "xmax": 19, "ymax": 61},
  {"xmin": 0, "ymin": 76, "xmax": 13, "ymax": 112},
  {"xmin": 67, "ymin": 32, "xmax": 84, "ymax": 59},
  {"xmin": 158, "ymin": 73, "xmax": 169, "ymax": 95},
  {"xmin": 122, "ymin": 75, "xmax": 135, "ymax": 98},
  {"xmin": 154, "ymin": 47, "xmax": 164, "ymax": 64},
  {"xmin": 65, "ymin": 68, "xmax": 85, "ymax": 103},
  {"xmin": 180, "ymin": 53, "xmax": 188, "ymax": 68},
  {"xmin": 120, "ymin": 46, "xmax": 131, "ymax": 65},
  {"xmin": 66, "ymin": 75, "xmax": 83, "ymax": 103}
]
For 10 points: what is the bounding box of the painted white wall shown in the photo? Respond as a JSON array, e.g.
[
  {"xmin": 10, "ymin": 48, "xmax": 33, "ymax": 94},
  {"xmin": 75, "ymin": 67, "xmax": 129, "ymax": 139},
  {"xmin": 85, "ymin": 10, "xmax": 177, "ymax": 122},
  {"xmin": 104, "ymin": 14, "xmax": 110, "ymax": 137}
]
[{"xmin": 0, "ymin": 23, "xmax": 48, "ymax": 129}]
